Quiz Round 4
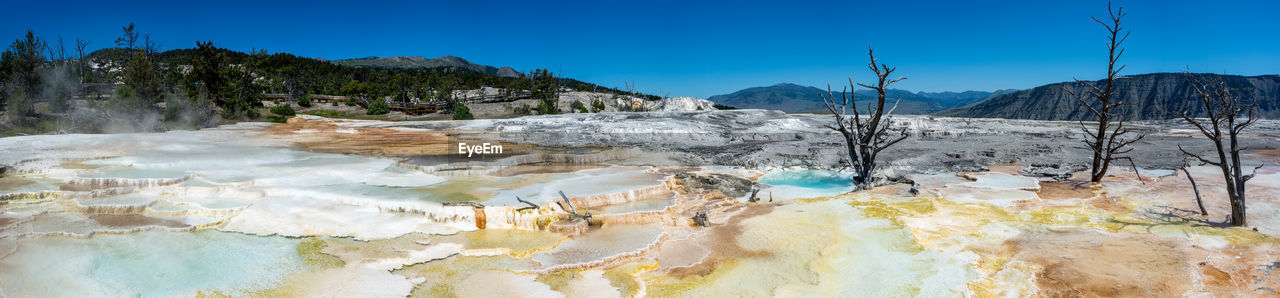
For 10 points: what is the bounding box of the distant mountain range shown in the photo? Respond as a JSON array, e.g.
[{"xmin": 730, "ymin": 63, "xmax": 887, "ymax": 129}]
[
  {"xmin": 332, "ymin": 55, "xmax": 522, "ymax": 78},
  {"xmin": 937, "ymin": 73, "xmax": 1280, "ymax": 120},
  {"xmin": 711, "ymin": 73, "xmax": 1280, "ymax": 120},
  {"xmin": 707, "ymin": 83, "xmax": 1013, "ymax": 114}
]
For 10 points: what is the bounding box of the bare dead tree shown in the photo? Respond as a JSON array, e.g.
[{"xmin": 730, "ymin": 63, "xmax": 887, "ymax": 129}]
[
  {"xmin": 622, "ymin": 81, "xmax": 646, "ymax": 112},
  {"xmin": 1178, "ymin": 157, "xmax": 1207, "ymax": 216},
  {"xmin": 557, "ymin": 191, "xmax": 592, "ymax": 221},
  {"xmin": 1177, "ymin": 71, "xmax": 1264, "ymax": 226},
  {"xmin": 75, "ymin": 38, "xmax": 90, "ymax": 83},
  {"xmin": 557, "ymin": 191, "xmax": 579, "ymax": 214},
  {"xmin": 46, "ymin": 36, "xmax": 68, "ymax": 63},
  {"xmin": 819, "ymin": 47, "xmax": 909, "ymax": 190},
  {"xmin": 142, "ymin": 33, "xmax": 161, "ymax": 57},
  {"xmin": 1064, "ymin": 2, "xmax": 1145, "ymax": 183},
  {"xmin": 514, "ymin": 196, "xmax": 539, "ymax": 211}
]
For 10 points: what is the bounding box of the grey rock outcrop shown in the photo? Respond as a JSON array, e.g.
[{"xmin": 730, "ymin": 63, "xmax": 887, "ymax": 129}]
[{"xmin": 938, "ymin": 73, "xmax": 1280, "ymax": 120}]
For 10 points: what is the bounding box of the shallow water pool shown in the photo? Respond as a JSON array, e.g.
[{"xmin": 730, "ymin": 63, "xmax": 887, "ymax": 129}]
[
  {"xmin": 0, "ymin": 231, "xmax": 309, "ymax": 297},
  {"xmin": 758, "ymin": 170, "xmax": 855, "ymax": 199}
]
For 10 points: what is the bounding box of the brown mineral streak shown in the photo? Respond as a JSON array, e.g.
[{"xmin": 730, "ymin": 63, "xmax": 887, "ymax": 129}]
[
  {"xmin": 1005, "ymin": 230, "xmax": 1192, "ymax": 297},
  {"xmin": 473, "ymin": 206, "xmax": 487, "ymax": 229}
]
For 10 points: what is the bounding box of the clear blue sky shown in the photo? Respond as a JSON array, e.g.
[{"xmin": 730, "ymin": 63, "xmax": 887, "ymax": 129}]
[{"xmin": 3, "ymin": 0, "xmax": 1277, "ymax": 98}]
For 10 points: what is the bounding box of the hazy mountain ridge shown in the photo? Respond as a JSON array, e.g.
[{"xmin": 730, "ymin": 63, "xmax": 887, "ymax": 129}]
[
  {"xmin": 707, "ymin": 83, "xmax": 994, "ymax": 114},
  {"xmin": 936, "ymin": 73, "xmax": 1280, "ymax": 120}
]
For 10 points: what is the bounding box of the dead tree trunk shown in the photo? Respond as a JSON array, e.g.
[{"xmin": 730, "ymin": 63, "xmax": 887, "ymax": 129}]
[
  {"xmin": 1179, "ymin": 158, "xmax": 1207, "ymax": 216},
  {"xmin": 1065, "ymin": 2, "xmax": 1145, "ymax": 183},
  {"xmin": 1178, "ymin": 72, "xmax": 1263, "ymax": 226},
  {"xmin": 557, "ymin": 190, "xmax": 591, "ymax": 222},
  {"xmin": 75, "ymin": 38, "xmax": 90, "ymax": 84},
  {"xmin": 819, "ymin": 47, "xmax": 909, "ymax": 190},
  {"xmin": 515, "ymin": 196, "xmax": 539, "ymax": 211}
]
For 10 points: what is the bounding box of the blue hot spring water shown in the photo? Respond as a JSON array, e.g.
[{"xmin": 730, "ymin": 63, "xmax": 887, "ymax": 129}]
[{"xmin": 757, "ymin": 170, "xmax": 856, "ymax": 199}]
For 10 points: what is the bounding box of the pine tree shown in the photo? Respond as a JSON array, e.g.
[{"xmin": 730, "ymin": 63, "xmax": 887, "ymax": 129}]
[
  {"xmin": 121, "ymin": 51, "xmax": 161, "ymax": 109},
  {"xmin": 184, "ymin": 41, "xmax": 226, "ymax": 103},
  {"xmin": 2, "ymin": 30, "xmax": 44, "ymax": 117}
]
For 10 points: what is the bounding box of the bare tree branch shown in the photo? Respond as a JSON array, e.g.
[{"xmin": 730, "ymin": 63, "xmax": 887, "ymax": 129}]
[
  {"xmin": 1180, "ymin": 70, "xmax": 1260, "ymax": 226},
  {"xmin": 1179, "ymin": 144, "xmax": 1222, "ymax": 167},
  {"xmin": 1074, "ymin": 2, "xmax": 1144, "ymax": 183},
  {"xmin": 1180, "ymin": 158, "xmax": 1208, "ymax": 216},
  {"xmin": 1242, "ymin": 164, "xmax": 1263, "ymax": 182},
  {"xmin": 557, "ymin": 190, "xmax": 578, "ymax": 215},
  {"xmin": 515, "ymin": 196, "xmax": 538, "ymax": 211},
  {"xmin": 1112, "ymin": 156, "xmax": 1145, "ymax": 185},
  {"xmin": 819, "ymin": 47, "xmax": 909, "ymax": 190}
]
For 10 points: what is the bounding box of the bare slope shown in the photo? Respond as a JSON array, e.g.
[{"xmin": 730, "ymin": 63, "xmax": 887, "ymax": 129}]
[{"xmin": 937, "ymin": 73, "xmax": 1280, "ymax": 120}]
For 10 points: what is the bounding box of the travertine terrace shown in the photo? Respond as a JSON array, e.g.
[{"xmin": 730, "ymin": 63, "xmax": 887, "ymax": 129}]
[{"xmin": 2, "ymin": 111, "xmax": 1278, "ymax": 296}]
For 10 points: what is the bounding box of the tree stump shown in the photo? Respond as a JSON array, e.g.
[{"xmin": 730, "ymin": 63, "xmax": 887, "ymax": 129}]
[{"xmin": 548, "ymin": 217, "xmax": 589, "ymax": 236}]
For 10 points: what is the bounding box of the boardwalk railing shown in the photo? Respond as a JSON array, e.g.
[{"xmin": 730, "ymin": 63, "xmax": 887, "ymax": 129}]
[
  {"xmin": 258, "ymin": 93, "xmax": 350, "ymax": 103},
  {"xmin": 253, "ymin": 90, "xmax": 541, "ymax": 116},
  {"xmin": 390, "ymin": 102, "xmax": 441, "ymax": 115}
]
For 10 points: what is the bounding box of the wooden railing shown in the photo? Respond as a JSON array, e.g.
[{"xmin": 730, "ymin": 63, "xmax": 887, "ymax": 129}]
[
  {"xmin": 389, "ymin": 102, "xmax": 442, "ymax": 115},
  {"xmin": 258, "ymin": 93, "xmax": 350, "ymax": 102}
]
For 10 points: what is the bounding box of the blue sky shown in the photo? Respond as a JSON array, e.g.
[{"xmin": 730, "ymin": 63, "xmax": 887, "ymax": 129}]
[{"xmin": 3, "ymin": 0, "xmax": 1277, "ymax": 98}]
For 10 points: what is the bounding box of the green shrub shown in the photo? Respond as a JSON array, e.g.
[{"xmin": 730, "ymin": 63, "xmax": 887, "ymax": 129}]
[
  {"xmin": 50, "ymin": 87, "xmax": 69, "ymax": 113},
  {"xmin": 220, "ymin": 107, "xmax": 238, "ymax": 119},
  {"xmin": 366, "ymin": 99, "xmax": 389, "ymax": 115},
  {"xmin": 536, "ymin": 101, "xmax": 559, "ymax": 115},
  {"xmin": 345, "ymin": 98, "xmax": 357, "ymax": 106},
  {"xmin": 245, "ymin": 108, "xmax": 260, "ymax": 119},
  {"xmin": 270, "ymin": 104, "xmax": 295, "ymax": 116},
  {"xmin": 304, "ymin": 110, "xmax": 359, "ymax": 119},
  {"xmin": 106, "ymin": 84, "xmax": 139, "ymax": 112},
  {"xmin": 298, "ymin": 95, "xmax": 312, "ymax": 108},
  {"xmin": 5, "ymin": 88, "xmax": 32, "ymax": 118},
  {"xmin": 570, "ymin": 100, "xmax": 586, "ymax": 113},
  {"xmin": 591, "ymin": 99, "xmax": 605, "ymax": 113},
  {"xmin": 163, "ymin": 94, "xmax": 185, "ymax": 121},
  {"xmin": 453, "ymin": 103, "xmax": 474, "ymax": 120},
  {"xmin": 513, "ymin": 103, "xmax": 532, "ymax": 115}
]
